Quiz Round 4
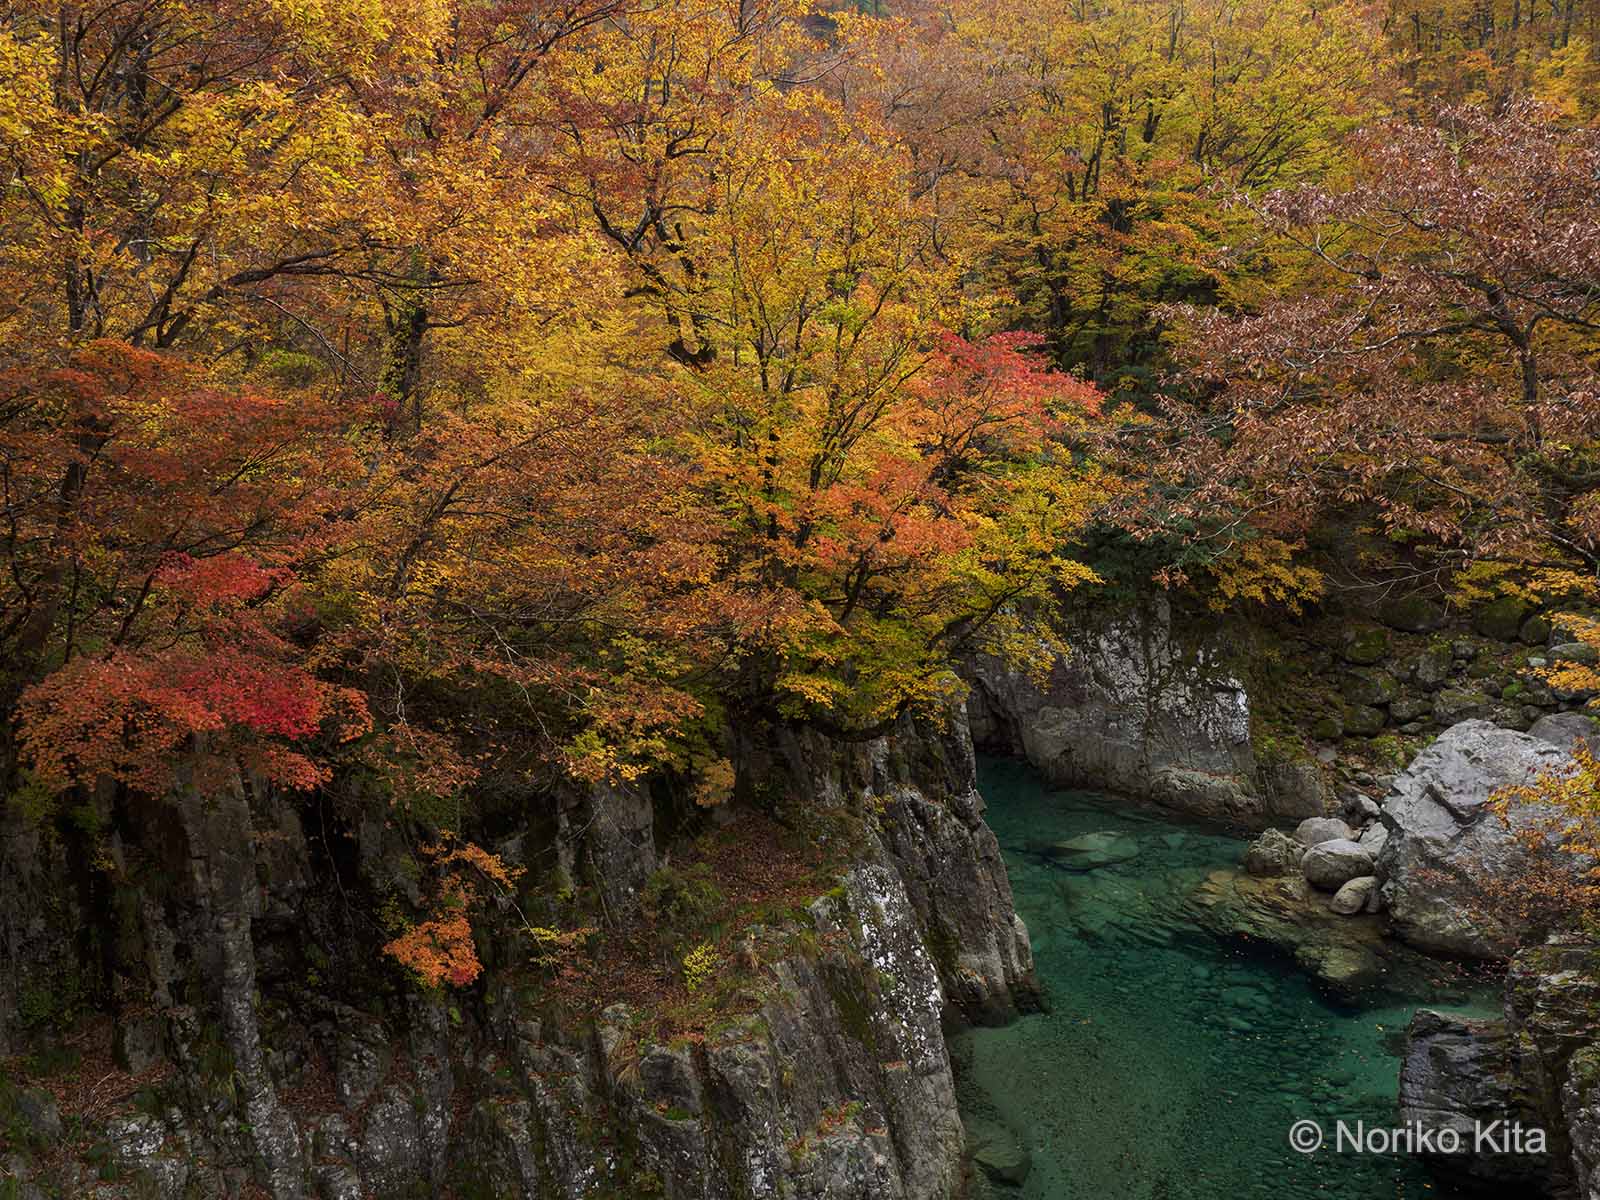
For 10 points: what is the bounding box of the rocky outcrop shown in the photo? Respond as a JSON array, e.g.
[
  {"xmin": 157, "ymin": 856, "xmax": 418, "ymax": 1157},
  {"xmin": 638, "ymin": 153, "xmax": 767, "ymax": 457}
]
[
  {"xmin": 557, "ymin": 778, "xmax": 658, "ymax": 916},
  {"xmin": 630, "ymin": 705, "xmax": 1051, "ymax": 1045},
  {"xmin": 966, "ymin": 599, "xmax": 1320, "ymax": 825},
  {"xmin": 1399, "ymin": 1009, "xmax": 1555, "ymax": 1192},
  {"xmin": 775, "ymin": 706, "xmax": 1044, "ymax": 1026},
  {"xmin": 1376, "ymin": 720, "xmax": 1583, "ymax": 958},
  {"xmin": 1188, "ymin": 869, "xmax": 1392, "ymax": 996},
  {"xmin": 2, "ymin": 704, "xmax": 1037, "ymax": 1200},
  {"xmin": 450, "ymin": 861, "xmax": 966, "ymax": 1200},
  {"xmin": 1399, "ymin": 940, "xmax": 1600, "ymax": 1196}
]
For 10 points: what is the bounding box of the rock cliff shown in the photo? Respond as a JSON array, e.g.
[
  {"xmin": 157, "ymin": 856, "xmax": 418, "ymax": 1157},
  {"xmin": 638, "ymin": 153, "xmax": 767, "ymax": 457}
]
[
  {"xmin": 965, "ymin": 599, "xmax": 1322, "ymax": 825},
  {"xmin": 1, "ymin": 707, "xmax": 1037, "ymax": 1199},
  {"xmin": 1400, "ymin": 940, "xmax": 1600, "ymax": 1197}
]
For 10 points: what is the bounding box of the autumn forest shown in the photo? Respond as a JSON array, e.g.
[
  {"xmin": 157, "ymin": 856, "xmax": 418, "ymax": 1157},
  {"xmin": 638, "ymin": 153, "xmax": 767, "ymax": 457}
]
[{"xmin": 2, "ymin": 1, "xmax": 1600, "ymax": 1194}]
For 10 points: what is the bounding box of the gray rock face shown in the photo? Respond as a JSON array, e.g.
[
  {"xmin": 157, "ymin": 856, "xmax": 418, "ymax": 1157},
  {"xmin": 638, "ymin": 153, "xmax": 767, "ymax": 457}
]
[
  {"xmin": 780, "ymin": 704, "xmax": 1045, "ymax": 1027},
  {"xmin": 558, "ymin": 778, "xmax": 657, "ymax": 915},
  {"xmin": 454, "ymin": 858, "xmax": 970, "ymax": 1200},
  {"xmin": 1564, "ymin": 1045, "xmax": 1600, "ymax": 1200},
  {"xmin": 318, "ymin": 1004, "xmax": 391, "ymax": 1110},
  {"xmin": 1399, "ymin": 942, "xmax": 1600, "ymax": 1196},
  {"xmin": 1378, "ymin": 720, "xmax": 1581, "ymax": 958},
  {"xmin": 1301, "ymin": 839, "xmax": 1374, "ymax": 891},
  {"xmin": 1531, "ymin": 712, "xmax": 1600, "ymax": 756},
  {"xmin": 448, "ymin": 709, "xmax": 1041, "ymax": 1200},
  {"xmin": 1399, "ymin": 1009, "xmax": 1554, "ymax": 1192},
  {"xmin": 155, "ymin": 770, "xmax": 305, "ymax": 1199},
  {"xmin": 359, "ymin": 1086, "xmax": 423, "ymax": 1197},
  {"xmin": 3, "ymin": 705, "xmax": 1030, "ymax": 1200},
  {"xmin": 113, "ymin": 1012, "xmax": 166, "ymax": 1074},
  {"xmin": 966, "ymin": 599, "xmax": 1278, "ymax": 823}
]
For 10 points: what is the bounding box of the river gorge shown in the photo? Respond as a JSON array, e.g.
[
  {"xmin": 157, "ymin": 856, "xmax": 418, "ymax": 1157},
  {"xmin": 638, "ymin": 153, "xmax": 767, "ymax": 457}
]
[{"xmin": 955, "ymin": 756, "xmax": 1498, "ymax": 1200}]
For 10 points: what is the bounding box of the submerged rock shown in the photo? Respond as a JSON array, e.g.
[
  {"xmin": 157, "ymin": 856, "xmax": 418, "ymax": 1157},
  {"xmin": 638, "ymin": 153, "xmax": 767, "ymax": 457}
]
[
  {"xmin": 1188, "ymin": 870, "xmax": 1385, "ymax": 997},
  {"xmin": 1048, "ymin": 832, "xmax": 1141, "ymax": 870},
  {"xmin": 967, "ymin": 1119, "xmax": 1031, "ymax": 1186}
]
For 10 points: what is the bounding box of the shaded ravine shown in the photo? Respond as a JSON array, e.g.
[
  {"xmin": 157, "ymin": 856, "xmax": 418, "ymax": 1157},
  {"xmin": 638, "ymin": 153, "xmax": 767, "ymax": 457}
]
[{"xmin": 953, "ymin": 757, "xmax": 1498, "ymax": 1200}]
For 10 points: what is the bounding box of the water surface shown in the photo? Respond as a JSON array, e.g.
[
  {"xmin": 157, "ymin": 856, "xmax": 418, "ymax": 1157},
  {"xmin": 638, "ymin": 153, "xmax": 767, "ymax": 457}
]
[{"xmin": 954, "ymin": 757, "xmax": 1498, "ymax": 1199}]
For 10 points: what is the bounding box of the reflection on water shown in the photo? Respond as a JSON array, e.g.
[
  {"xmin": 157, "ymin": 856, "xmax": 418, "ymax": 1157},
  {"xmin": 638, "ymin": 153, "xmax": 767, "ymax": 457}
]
[{"xmin": 953, "ymin": 756, "xmax": 1498, "ymax": 1199}]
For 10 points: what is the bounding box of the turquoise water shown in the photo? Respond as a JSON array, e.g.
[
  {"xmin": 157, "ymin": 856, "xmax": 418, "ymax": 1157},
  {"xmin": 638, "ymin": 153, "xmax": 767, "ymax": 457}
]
[{"xmin": 954, "ymin": 757, "xmax": 1498, "ymax": 1200}]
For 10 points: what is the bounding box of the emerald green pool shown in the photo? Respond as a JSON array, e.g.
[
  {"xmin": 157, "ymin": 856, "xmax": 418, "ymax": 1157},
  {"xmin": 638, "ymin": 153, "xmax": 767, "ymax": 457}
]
[{"xmin": 954, "ymin": 756, "xmax": 1498, "ymax": 1199}]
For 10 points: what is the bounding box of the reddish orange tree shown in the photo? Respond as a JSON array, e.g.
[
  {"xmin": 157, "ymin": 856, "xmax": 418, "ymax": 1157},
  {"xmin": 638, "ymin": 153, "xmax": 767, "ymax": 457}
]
[{"xmin": 2, "ymin": 342, "xmax": 365, "ymax": 795}]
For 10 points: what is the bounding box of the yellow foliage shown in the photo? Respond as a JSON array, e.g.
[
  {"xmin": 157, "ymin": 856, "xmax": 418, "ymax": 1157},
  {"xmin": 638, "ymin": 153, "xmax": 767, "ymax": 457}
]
[
  {"xmin": 1206, "ymin": 539, "xmax": 1325, "ymax": 615},
  {"xmin": 1542, "ymin": 615, "xmax": 1600, "ymax": 706},
  {"xmin": 691, "ymin": 758, "xmax": 738, "ymax": 809},
  {"xmin": 1533, "ymin": 37, "xmax": 1600, "ymax": 120},
  {"xmin": 1451, "ymin": 561, "xmax": 1600, "ymax": 608},
  {"xmin": 682, "ymin": 942, "xmax": 722, "ymax": 994}
]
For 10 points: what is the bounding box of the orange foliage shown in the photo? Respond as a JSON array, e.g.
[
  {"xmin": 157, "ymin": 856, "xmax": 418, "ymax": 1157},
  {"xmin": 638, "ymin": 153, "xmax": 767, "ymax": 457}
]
[{"xmin": 383, "ymin": 839, "xmax": 525, "ymax": 989}]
